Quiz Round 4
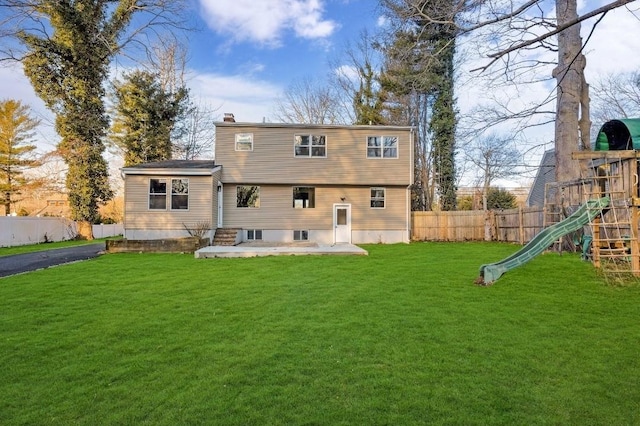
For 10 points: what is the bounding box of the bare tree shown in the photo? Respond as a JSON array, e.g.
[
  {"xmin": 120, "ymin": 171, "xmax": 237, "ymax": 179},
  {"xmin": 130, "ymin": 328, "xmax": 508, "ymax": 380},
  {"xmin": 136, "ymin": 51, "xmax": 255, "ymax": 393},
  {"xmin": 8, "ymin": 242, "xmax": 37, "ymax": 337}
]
[
  {"xmin": 462, "ymin": 132, "xmax": 520, "ymax": 240},
  {"xmin": 173, "ymin": 102, "xmax": 218, "ymax": 160},
  {"xmin": 464, "ymin": 133, "xmax": 522, "ymax": 207},
  {"xmin": 145, "ymin": 36, "xmax": 189, "ymax": 95},
  {"xmin": 329, "ymin": 29, "xmax": 386, "ymax": 125},
  {"xmin": 142, "ymin": 38, "xmax": 217, "ymax": 160},
  {"xmin": 385, "ymin": 0, "xmax": 635, "ymax": 184},
  {"xmin": 591, "ymin": 71, "xmax": 640, "ymax": 126},
  {"xmin": 273, "ymin": 77, "xmax": 346, "ymax": 124},
  {"xmin": 0, "ymin": 1, "xmax": 190, "ymax": 62},
  {"xmin": 33, "ymin": 150, "xmax": 67, "ymax": 194}
]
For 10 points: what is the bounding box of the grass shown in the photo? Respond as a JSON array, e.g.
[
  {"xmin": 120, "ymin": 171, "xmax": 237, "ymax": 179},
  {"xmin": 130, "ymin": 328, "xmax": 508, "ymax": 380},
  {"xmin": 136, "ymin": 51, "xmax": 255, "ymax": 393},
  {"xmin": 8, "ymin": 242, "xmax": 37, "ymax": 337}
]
[
  {"xmin": 0, "ymin": 238, "xmax": 110, "ymax": 257},
  {"xmin": 1, "ymin": 242, "xmax": 640, "ymax": 425}
]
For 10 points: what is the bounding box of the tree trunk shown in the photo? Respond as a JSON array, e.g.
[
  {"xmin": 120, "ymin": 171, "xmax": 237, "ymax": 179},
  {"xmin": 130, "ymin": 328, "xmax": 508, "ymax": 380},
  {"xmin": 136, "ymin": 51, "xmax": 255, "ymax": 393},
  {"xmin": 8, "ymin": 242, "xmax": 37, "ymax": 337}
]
[
  {"xmin": 553, "ymin": 0, "xmax": 589, "ymax": 183},
  {"xmin": 579, "ymin": 72, "xmax": 592, "ymax": 150},
  {"xmin": 4, "ymin": 192, "xmax": 10, "ymax": 215},
  {"xmin": 77, "ymin": 221, "xmax": 94, "ymax": 240}
]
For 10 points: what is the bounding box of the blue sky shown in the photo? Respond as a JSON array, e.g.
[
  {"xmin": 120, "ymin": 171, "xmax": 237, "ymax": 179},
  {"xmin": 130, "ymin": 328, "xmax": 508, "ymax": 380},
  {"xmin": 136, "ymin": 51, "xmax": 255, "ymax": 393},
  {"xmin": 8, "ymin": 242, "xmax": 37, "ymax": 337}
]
[
  {"xmin": 4, "ymin": 0, "xmax": 640, "ymax": 136},
  {"xmin": 0, "ymin": 0, "xmax": 383, "ymax": 149},
  {"xmin": 2, "ymin": 0, "xmax": 640, "ymax": 186},
  {"xmin": 184, "ymin": 0, "xmax": 382, "ymax": 122}
]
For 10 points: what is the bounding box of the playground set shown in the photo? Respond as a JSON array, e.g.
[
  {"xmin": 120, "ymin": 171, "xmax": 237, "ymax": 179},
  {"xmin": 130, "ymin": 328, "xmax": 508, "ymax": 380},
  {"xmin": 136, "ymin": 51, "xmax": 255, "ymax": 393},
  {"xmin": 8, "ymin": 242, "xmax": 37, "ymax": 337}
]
[{"xmin": 480, "ymin": 118, "xmax": 640, "ymax": 284}]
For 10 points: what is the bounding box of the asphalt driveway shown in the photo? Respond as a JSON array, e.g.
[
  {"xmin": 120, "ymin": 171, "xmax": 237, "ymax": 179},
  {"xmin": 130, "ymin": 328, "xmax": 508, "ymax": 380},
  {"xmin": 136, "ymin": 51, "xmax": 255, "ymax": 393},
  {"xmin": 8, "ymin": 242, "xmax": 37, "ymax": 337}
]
[{"xmin": 0, "ymin": 242, "xmax": 105, "ymax": 278}]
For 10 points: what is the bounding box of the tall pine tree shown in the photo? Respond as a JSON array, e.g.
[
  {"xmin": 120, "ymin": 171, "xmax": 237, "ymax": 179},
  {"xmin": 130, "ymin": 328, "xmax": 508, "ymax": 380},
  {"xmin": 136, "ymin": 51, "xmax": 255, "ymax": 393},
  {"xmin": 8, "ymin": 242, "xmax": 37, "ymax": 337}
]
[
  {"xmin": 11, "ymin": 0, "xmax": 187, "ymax": 237},
  {"xmin": 353, "ymin": 61, "xmax": 386, "ymax": 125},
  {"xmin": 379, "ymin": 3, "xmax": 458, "ymax": 211},
  {"xmin": 110, "ymin": 70, "xmax": 189, "ymax": 166},
  {"xmin": 0, "ymin": 99, "xmax": 40, "ymax": 215},
  {"xmin": 17, "ymin": 1, "xmax": 136, "ymax": 230}
]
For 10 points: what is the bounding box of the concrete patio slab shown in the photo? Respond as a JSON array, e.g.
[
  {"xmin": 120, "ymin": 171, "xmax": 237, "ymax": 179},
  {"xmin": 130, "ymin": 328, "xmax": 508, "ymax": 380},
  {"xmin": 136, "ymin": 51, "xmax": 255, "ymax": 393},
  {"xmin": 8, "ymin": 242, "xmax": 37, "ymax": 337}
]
[{"xmin": 195, "ymin": 242, "xmax": 368, "ymax": 258}]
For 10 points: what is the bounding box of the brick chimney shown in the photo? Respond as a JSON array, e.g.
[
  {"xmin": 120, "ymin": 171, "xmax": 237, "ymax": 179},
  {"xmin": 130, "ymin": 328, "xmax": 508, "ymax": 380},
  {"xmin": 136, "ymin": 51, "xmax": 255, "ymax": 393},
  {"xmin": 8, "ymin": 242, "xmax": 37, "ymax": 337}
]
[{"xmin": 223, "ymin": 113, "xmax": 235, "ymax": 122}]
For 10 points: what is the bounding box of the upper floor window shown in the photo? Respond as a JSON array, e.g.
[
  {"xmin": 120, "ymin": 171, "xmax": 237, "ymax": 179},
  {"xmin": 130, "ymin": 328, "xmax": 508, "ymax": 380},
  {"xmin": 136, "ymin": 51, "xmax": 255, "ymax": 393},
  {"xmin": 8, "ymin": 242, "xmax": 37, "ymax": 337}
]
[
  {"xmin": 149, "ymin": 178, "xmax": 189, "ymax": 210},
  {"xmin": 293, "ymin": 187, "xmax": 315, "ymax": 208},
  {"xmin": 370, "ymin": 187, "xmax": 385, "ymax": 208},
  {"xmin": 367, "ymin": 136, "xmax": 398, "ymax": 158},
  {"xmin": 237, "ymin": 185, "xmax": 260, "ymax": 208},
  {"xmin": 235, "ymin": 133, "xmax": 253, "ymax": 151},
  {"xmin": 295, "ymin": 134, "xmax": 326, "ymax": 157}
]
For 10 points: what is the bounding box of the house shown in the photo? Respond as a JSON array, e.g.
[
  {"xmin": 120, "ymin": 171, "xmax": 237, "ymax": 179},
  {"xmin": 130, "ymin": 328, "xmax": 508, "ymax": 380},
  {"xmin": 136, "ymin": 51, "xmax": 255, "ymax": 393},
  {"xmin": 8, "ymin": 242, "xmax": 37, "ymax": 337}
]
[
  {"xmin": 526, "ymin": 149, "xmax": 555, "ymax": 207},
  {"xmin": 121, "ymin": 160, "xmax": 220, "ymax": 240},
  {"xmin": 121, "ymin": 118, "xmax": 414, "ymax": 244}
]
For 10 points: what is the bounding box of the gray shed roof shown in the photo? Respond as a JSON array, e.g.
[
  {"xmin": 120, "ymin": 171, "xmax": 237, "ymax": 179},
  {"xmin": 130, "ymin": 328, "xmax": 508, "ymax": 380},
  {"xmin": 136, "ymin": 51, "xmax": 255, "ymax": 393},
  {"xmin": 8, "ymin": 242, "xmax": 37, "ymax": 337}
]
[
  {"xmin": 121, "ymin": 160, "xmax": 218, "ymax": 177},
  {"xmin": 126, "ymin": 160, "xmax": 216, "ymax": 169},
  {"xmin": 526, "ymin": 150, "xmax": 555, "ymax": 207}
]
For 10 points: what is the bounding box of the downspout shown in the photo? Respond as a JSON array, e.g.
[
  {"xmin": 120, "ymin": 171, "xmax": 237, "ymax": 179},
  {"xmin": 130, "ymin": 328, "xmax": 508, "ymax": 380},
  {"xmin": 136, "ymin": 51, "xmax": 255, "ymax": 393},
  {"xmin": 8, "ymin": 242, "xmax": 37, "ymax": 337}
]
[
  {"xmin": 216, "ymin": 180, "xmax": 223, "ymax": 229},
  {"xmin": 406, "ymin": 128, "xmax": 415, "ymax": 243}
]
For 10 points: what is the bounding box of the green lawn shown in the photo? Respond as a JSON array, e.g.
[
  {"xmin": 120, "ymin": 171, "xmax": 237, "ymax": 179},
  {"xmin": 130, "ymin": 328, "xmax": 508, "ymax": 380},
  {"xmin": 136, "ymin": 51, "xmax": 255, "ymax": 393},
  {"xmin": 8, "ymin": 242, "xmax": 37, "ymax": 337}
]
[{"xmin": 1, "ymin": 242, "xmax": 639, "ymax": 425}]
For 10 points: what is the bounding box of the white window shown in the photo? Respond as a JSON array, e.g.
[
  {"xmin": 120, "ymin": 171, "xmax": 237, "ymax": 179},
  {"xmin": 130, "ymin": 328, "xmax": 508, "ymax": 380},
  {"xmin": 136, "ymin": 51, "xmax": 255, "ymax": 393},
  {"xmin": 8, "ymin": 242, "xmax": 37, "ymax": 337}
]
[
  {"xmin": 149, "ymin": 178, "xmax": 189, "ymax": 210},
  {"xmin": 293, "ymin": 230, "xmax": 309, "ymax": 241},
  {"xmin": 294, "ymin": 134, "xmax": 326, "ymax": 157},
  {"xmin": 235, "ymin": 133, "xmax": 253, "ymax": 151},
  {"xmin": 149, "ymin": 178, "xmax": 167, "ymax": 210},
  {"xmin": 247, "ymin": 229, "xmax": 263, "ymax": 240},
  {"xmin": 237, "ymin": 186, "xmax": 260, "ymax": 208},
  {"xmin": 367, "ymin": 136, "xmax": 398, "ymax": 158},
  {"xmin": 293, "ymin": 187, "xmax": 315, "ymax": 208},
  {"xmin": 171, "ymin": 178, "xmax": 189, "ymax": 210},
  {"xmin": 370, "ymin": 187, "xmax": 385, "ymax": 208}
]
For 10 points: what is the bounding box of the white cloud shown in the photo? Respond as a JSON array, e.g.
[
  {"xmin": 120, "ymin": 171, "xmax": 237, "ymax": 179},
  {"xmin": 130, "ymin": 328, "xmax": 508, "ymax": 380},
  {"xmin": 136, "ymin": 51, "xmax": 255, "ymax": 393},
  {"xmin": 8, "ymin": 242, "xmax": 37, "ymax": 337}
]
[
  {"xmin": 581, "ymin": 4, "xmax": 640, "ymax": 77},
  {"xmin": 189, "ymin": 72, "xmax": 282, "ymax": 122},
  {"xmin": 456, "ymin": 3, "xmax": 640, "ymax": 165},
  {"xmin": 333, "ymin": 64, "xmax": 359, "ymax": 82},
  {"xmin": 198, "ymin": 0, "xmax": 337, "ymax": 45}
]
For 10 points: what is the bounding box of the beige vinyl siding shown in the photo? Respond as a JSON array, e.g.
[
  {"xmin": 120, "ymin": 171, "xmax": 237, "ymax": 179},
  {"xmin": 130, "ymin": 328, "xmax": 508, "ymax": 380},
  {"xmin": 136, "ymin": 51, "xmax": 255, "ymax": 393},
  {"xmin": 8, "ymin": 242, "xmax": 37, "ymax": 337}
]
[
  {"xmin": 351, "ymin": 186, "xmax": 407, "ymax": 230},
  {"xmin": 125, "ymin": 174, "xmax": 214, "ymax": 231},
  {"xmin": 223, "ymin": 184, "xmax": 407, "ymax": 231},
  {"xmin": 216, "ymin": 125, "xmax": 412, "ymax": 186}
]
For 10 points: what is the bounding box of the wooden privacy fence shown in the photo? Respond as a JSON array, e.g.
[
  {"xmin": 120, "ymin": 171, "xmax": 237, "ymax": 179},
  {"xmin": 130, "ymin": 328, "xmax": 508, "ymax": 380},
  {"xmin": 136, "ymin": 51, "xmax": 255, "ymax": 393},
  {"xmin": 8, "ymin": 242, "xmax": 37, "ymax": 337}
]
[{"xmin": 412, "ymin": 206, "xmax": 545, "ymax": 243}]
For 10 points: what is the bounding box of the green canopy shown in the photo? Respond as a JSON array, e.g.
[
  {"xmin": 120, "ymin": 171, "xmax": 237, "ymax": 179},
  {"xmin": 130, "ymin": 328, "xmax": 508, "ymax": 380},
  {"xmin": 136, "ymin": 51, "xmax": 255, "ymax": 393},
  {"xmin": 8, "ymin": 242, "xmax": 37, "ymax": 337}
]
[{"xmin": 594, "ymin": 118, "xmax": 640, "ymax": 151}]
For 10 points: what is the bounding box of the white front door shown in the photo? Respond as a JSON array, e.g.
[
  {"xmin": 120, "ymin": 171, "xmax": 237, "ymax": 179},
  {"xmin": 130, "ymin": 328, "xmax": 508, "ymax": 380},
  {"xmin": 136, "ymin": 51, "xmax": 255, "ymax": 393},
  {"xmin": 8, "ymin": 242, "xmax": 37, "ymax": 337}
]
[
  {"xmin": 217, "ymin": 182, "xmax": 223, "ymax": 228},
  {"xmin": 334, "ymin": 204, "xmax": 351, "ymax": 244}
]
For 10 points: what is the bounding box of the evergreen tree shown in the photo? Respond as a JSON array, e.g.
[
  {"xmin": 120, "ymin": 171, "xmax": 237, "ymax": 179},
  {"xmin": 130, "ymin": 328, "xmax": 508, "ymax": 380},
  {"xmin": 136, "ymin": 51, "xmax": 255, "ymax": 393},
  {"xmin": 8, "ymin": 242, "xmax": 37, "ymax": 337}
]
[
  {"xmin": 10, "ymin": 0, "xmax": 187, "ymax": 236},
  {"xmin": 0, "ymin": 100, "xmax": 40, "ymax": 215},
  {"xmin": 379, "ymin": 1, "xmax": 458, "ymax": 211},
  {"xmin": 353, "ymin": 61, "xmax": 386, "ymax": 125},
  {"xmin": 17, "ymin": 1, "xmax": 135, "ymax": 227},
  {"xmin": 110, "ymin": 70, "xmax": 189, "ymax": 166},
  {"xmin": 486, "ymin": 188, "xmax": 517, "ymax": 210},
  {"xmin": 428, "ymin": 21, "xmax": 457, "ymax": 211}
]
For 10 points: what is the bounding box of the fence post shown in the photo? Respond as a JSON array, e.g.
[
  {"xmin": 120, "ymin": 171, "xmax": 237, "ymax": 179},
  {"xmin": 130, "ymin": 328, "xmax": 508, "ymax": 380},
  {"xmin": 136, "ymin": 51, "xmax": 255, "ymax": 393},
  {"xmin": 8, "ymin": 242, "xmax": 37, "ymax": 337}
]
[
  {"xmin": 484, "ymin": 210, "xmax": 490, "ymax": 241},
  {"xmin": 519, "ymin": 206, "xmax": 525, "ymax": 244}
]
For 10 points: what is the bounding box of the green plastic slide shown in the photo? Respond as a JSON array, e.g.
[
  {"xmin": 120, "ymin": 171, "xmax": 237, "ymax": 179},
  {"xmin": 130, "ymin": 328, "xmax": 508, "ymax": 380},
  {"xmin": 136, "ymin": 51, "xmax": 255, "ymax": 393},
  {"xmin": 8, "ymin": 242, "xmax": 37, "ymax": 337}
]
[{"xmin": 479, "ymin": 197, "xmax": 610, "ymax": 284}]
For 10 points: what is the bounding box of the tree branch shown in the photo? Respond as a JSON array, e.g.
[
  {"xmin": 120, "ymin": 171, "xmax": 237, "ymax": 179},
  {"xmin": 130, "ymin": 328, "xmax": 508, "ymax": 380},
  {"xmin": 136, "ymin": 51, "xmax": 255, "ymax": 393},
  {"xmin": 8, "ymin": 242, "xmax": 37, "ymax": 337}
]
[{"xmin": 472, "ymin": 0, "xmax": 636, "ymax": 72}]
